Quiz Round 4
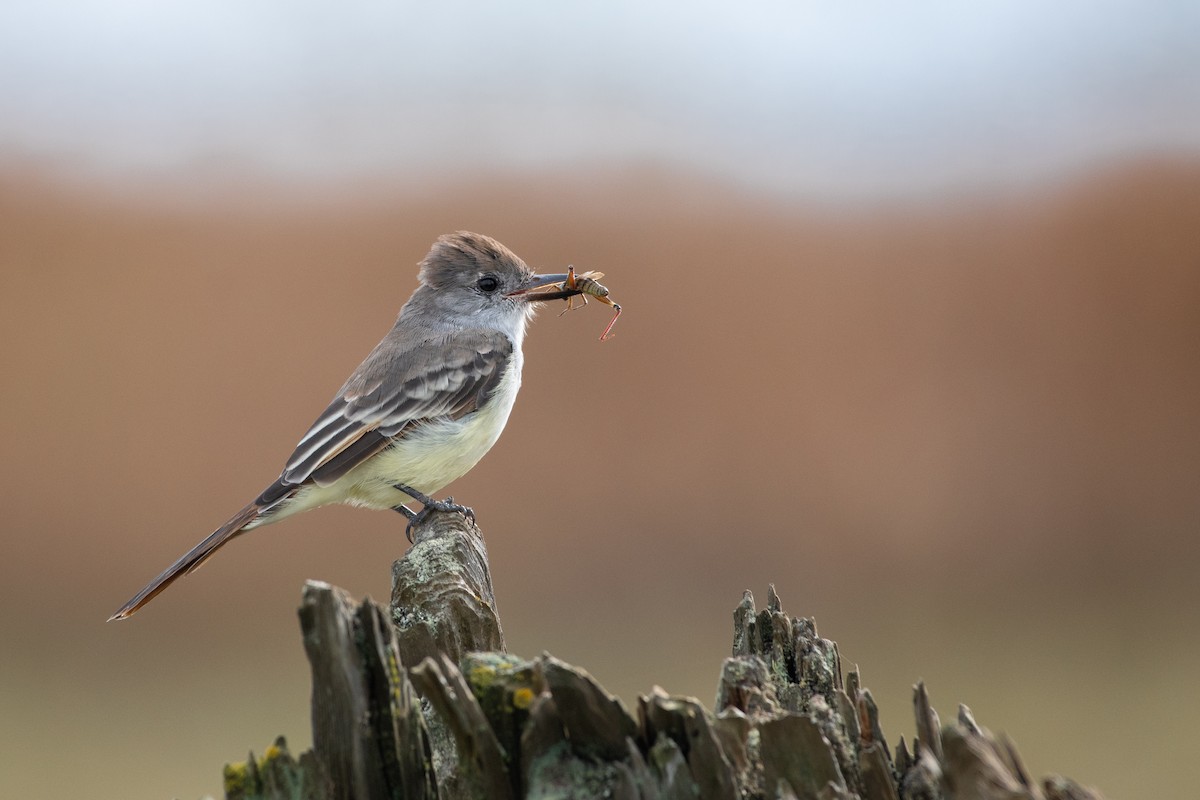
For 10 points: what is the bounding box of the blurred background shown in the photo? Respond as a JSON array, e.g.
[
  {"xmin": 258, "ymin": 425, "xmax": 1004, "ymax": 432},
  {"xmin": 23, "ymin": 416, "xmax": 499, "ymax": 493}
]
[{"xmin": 2, "ymin": 2, "xmax": 1199, "ymax": 798}]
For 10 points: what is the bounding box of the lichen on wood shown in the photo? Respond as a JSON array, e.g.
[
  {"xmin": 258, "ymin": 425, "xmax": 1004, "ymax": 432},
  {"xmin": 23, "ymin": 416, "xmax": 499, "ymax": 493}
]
[
  {"xmin": 223, "ymin": 736, "xmax": 324, "ymax": 800},
  {"xmin": 219, "ymin": 512, "xmax": 1105, "ymax": 800},
  {"xmin": 297, "ymin": 580, "xmax": 436, "ymax": 800},
  {"xmin": 389, "ymin": 510, "xmax": 504, "ymax": 668}
]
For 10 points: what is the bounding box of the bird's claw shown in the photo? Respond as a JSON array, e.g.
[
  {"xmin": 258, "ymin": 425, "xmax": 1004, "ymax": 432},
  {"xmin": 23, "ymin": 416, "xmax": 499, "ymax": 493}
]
[
  {"xmin": 436, "ymin": 497, "xmax": 476, "ymax": 523},
  {"xmin": 393, "ymin": 484, "xmax": 476, "ymax": 543}
]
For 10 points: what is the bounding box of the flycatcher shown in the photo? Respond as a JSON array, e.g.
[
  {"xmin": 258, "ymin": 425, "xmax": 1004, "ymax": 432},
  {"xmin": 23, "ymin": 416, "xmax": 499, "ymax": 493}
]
[{"xmin": 110, "ymin": 231, "xmax": 581, "ymax": 620}]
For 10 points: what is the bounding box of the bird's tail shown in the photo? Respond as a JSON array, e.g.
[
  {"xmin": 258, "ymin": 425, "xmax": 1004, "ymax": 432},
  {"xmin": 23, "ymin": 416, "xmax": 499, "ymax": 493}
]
[{"xmin": 107, "ymin": 502, "xmax": 263, "ymax": 621}]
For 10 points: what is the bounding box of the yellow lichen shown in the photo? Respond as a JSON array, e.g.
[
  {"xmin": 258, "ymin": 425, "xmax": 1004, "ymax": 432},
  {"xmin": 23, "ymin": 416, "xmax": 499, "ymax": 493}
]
[
  {"xmin": 388, "ymin": 650, "xmax": 404, "ymax": 704},
  {"xmin": 512, "ymin": 687, "xmax": 535, "ymax": 709},
  {"xmin": 469, "ymin": 663, "xmax": 497, "ymax": 689},
  {"xmin": 223, "ymin": 762, "xmax": 249, "ymax": 794}
]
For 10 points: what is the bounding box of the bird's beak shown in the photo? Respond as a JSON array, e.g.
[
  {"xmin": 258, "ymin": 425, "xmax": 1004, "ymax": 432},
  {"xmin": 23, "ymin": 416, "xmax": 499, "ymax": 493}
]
[{"xmin": 505, "ymin": 272, "xmax": 579, "ymax": 302}]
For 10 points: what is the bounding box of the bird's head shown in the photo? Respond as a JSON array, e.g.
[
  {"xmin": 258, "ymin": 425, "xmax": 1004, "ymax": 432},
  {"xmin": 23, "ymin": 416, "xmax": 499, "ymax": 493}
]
[{"xmin": 414, "ymin": 231, "xmax": 573, "ymax": 328}]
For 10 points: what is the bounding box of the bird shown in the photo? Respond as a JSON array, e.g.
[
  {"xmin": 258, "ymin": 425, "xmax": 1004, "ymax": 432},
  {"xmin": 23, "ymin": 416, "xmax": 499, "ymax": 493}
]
[{"xmin": 109, "ymin": 231, "xmax": 580, "ymax": 620}]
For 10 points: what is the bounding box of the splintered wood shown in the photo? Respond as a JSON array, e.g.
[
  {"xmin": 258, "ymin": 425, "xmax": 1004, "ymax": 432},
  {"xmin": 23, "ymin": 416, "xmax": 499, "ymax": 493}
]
[{"xmin": 221, "ymin": 515, "xmax": 1108, "ymax": 800}]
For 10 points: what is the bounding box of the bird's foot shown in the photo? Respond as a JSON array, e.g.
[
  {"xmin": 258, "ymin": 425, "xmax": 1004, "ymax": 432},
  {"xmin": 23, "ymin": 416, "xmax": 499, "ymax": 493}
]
[{"xmin": 393, "ymin": 484, "xmax": 476, "ymax": 542}]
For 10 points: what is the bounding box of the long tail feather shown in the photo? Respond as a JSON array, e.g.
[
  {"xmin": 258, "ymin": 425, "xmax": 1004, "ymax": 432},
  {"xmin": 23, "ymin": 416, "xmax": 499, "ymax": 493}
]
[{"xmin": 107, "ymin": 502, "xmax": 262, "ymax": 621}]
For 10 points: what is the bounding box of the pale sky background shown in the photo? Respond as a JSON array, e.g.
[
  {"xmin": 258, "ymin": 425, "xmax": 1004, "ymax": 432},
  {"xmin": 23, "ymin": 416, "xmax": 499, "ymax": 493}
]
[{"xmin": 2, "ymin": 1, "xmax": 1198, "ymax": 199}]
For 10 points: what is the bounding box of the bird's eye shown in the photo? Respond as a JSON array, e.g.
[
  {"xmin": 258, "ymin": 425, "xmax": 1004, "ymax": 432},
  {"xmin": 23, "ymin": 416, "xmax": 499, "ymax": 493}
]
[{"xmin": 477, "ymin": 275, "xmax": 500, "ymax": 293}]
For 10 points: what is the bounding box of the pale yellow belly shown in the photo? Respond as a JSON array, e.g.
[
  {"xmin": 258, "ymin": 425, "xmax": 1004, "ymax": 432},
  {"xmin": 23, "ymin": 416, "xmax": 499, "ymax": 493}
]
[
  {"xmin": 341, "ymin": 409, "xmax": 512, "ymax": 508},
  {"xmin": 268, "ymin": 361, "xmax": 521, "ymax": 520}
]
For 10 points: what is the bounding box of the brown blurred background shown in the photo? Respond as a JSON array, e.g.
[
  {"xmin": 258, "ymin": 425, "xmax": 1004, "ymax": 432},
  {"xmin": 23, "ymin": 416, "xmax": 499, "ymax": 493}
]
[{"xmin": 2, "ymin": 4, "xmax": 1200, "ymax": 799}]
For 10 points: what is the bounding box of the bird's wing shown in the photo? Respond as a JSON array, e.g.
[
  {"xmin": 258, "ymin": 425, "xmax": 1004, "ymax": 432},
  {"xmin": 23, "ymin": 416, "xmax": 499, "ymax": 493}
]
[{"xmin": 256, "ymin": 329, "xmax": 514, "ymax": 506}]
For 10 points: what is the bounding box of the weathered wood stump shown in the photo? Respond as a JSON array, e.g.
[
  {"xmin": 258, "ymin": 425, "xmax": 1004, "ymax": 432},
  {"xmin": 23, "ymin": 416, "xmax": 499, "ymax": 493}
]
[
  {"xmin": 223, "ymin": 512, "xmax": 1105, "ymax": 800},
  {"xmin": 390, "ymin": 510, "xmax": 505, "ymax": 667}
]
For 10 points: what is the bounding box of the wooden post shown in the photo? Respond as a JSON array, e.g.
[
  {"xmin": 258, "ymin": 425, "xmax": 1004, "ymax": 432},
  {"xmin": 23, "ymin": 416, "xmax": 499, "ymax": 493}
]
[
  {"xmin": 389, "ymin": 510, "xmax": 505, "ymax": 667},
  {"xmin": 221, "ymin": 512, "xmax": 1106, "ymax": 800}
]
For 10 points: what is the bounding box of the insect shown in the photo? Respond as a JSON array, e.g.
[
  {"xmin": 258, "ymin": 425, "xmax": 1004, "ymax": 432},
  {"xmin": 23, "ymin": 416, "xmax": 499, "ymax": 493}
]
[{"xmin": 558, "ymin": 266, "xmax": 622, "ymax": 341}]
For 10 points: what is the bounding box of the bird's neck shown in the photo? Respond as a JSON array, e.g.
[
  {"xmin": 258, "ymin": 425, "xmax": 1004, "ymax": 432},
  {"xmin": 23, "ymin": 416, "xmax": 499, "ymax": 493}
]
[{"xmin": 395, "ymin": 286, "xmax": 532, "ymax": 347}]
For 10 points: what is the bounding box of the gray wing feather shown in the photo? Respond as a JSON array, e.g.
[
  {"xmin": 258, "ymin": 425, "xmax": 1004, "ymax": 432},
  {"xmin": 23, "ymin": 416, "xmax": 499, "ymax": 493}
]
[{"xmin": 277, "ymin": 329, "xmax": 514, "ymax": 488}]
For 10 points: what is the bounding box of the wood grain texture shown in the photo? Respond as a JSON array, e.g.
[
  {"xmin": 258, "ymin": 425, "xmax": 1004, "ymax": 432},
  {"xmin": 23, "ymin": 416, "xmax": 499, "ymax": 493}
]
[{"xmin": 220, "ymin": 515, "xmax": 1106, "ymax": 800}]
